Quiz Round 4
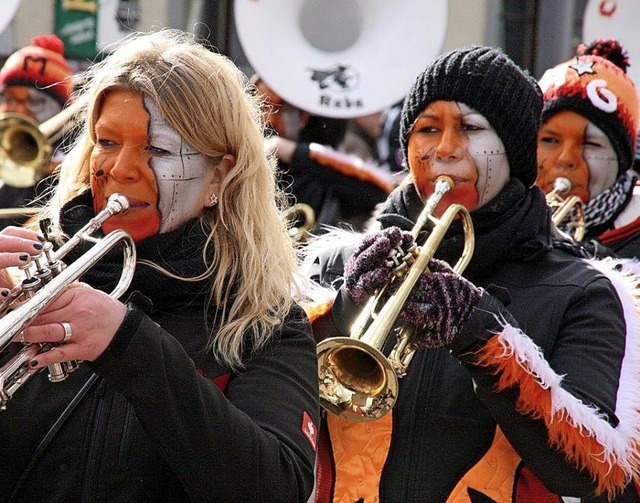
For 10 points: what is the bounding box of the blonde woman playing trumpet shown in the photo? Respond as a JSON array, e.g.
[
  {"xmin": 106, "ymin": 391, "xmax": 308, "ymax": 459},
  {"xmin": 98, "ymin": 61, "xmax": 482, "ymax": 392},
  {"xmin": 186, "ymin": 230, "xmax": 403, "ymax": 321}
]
[{"xmin": 0, "ymin": 29, "xmax": 319, "ymax": 502}]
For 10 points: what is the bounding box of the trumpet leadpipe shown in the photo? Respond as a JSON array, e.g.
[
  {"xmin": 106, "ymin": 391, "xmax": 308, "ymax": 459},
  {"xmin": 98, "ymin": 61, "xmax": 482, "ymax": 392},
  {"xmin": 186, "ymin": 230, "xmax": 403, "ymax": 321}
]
[{"xmin": 0, "ymin": 194, "xmax": 136, "ymax": 409}]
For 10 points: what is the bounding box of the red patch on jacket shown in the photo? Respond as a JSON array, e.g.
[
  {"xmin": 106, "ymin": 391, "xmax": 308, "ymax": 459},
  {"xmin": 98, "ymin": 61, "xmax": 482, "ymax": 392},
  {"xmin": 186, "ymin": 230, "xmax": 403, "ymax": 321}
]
[
  {"xmin": 302, "ymin": 411, "xmax": 318, "ymax": 452},
  {"xmin": 514, "ymin": 465, "xmax": 562, "ymax": 502},
  {"xmin": 197, "ymin": 369, "xmax": 231, "ymax": 393},
  {"xmin": 212, "ymin": 373, "xmax": 230, "ymax": 392}
]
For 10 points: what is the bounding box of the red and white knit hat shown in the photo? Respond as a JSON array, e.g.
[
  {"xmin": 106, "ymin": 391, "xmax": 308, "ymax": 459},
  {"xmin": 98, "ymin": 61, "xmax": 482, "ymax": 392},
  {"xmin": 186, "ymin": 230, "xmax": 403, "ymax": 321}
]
[
  {"xmin": 539, "ymin": 39, "xmax": 639, "ymax": 176},
  {"xmin": 0, "ymin": 34, "xmax": 73, "ymax": 106}
]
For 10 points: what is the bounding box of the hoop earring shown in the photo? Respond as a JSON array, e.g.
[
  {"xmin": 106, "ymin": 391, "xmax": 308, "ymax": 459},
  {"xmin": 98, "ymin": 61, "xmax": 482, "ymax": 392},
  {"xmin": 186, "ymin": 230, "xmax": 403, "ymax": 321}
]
[{"xmin": 209, "ymin": 193, "xmax": 219, "ymax": 206}]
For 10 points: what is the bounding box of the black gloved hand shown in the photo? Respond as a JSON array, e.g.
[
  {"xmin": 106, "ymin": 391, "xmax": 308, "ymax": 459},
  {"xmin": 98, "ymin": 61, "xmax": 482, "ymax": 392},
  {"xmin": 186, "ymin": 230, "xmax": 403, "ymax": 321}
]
[
  {"xmin": 400, "ymin": 258, "xmax": 482, "ymax": 348},
  {"xmin": 344, "ymin": 226, "xmax": 414, "ymax": 304}
]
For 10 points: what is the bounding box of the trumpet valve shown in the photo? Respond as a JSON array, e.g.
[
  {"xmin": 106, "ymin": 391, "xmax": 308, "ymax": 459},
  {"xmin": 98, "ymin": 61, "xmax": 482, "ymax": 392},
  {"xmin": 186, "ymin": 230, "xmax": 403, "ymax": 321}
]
[
  {"xmin": 388, "ymin": 242, "xmax": 418, "ymax": 279},
  {"xmin": 18, "ymin": 261, "xmax": 42, "ymax": 298},
  {"xmin": 42, "ymin": 242, "xmax": 61, "ymax": 271},
  {"xmin": 47, "ymin": 362, "xmax": 69, "ymax": 383},
  {"xmin": 63, "ymin": 360, "xmax": 80, "ymax": 374}
]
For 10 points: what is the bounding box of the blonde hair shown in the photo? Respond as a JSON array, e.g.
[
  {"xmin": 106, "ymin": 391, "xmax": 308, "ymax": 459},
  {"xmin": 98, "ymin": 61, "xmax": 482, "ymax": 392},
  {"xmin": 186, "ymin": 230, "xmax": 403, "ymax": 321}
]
[{"xmin": 41, "ymin": 29, "xmax": 300, "ymax": 368}]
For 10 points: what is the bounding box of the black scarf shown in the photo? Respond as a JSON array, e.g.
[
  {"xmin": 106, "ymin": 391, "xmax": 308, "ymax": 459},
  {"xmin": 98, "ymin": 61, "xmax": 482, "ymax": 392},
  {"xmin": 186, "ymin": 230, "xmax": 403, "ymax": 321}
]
[
  {"xmin": 55, "ymin": 191, "xmax": 214, "ymax": 312},
  {"xmin": 377, "ymin": 179, "xmax": 553, "ymax": 281}
]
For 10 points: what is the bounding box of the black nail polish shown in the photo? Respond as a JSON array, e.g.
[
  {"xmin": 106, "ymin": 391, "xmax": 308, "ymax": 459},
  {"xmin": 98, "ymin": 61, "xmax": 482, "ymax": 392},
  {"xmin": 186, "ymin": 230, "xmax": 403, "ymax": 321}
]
[
  {"xmin": 1, "ymin": 290, "xmax": 8, "ymax": 297},
  {"xmin": 30, "ymin": 360, "xmax": 38, "ymax": 367},
  {"xmin": 33, "ymin": 243, "xmax": 43, "ymax": 250},
  {"xmin": 37, "ymin": 234, "xmax": 46, "ymax": 242},
  {"xmin": 19, "ymin": 254, "xmax": 29, "ymax": 261}
]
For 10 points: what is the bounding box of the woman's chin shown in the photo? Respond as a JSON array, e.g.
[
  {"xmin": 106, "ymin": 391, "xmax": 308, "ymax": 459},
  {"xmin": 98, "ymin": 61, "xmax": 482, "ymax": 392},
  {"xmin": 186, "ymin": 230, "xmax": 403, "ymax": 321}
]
[{"xmin": 101, "ymin": 210, "xmax": 161, "ymax": 243}]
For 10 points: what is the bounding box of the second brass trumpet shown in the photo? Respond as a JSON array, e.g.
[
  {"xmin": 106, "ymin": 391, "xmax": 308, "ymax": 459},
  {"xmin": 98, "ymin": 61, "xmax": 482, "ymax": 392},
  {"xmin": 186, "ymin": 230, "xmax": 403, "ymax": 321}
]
[
  {"xmin": 547, "ymin": 177, "xmax": 585, "ymax": 242},
  {"xmin": 317, "ymin": 176, "xmax": 475, "ymax": 422}
]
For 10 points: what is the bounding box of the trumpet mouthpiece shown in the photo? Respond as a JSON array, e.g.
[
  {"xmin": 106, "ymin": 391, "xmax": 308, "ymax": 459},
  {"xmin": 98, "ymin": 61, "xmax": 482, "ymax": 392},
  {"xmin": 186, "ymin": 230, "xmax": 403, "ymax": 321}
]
[
  {"xmin": 553, "ymin": 177, "xmax": 572, "ymax": 194},
  {"xmin": 106, "ymin": 193, "xmax": 130, "ymax": 215},
  {"xmin": 435, "ymin": 175, "xmax": 455, "ymax": 192}
]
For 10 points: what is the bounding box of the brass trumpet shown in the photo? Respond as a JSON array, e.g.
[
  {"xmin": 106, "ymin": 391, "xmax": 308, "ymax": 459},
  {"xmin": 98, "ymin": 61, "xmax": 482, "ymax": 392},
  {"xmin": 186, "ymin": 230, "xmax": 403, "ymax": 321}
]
[
  {"xmin": 546, "ymin": 177, "xmax": 585, "ymax": 241},
  {"xmin": 317, "ymin": 176, "xmax": 475, "ymax": 422},
  {"xmin": 0, "ymin": 100, "xmax": 81, "ymax": 189},
  {"xmin": 285, "ymin": 203, "xmax": 316, "ymax": 242},
  {"xmin": 0, "ymin": 193, "xmax": 136, "ymax": 410}
]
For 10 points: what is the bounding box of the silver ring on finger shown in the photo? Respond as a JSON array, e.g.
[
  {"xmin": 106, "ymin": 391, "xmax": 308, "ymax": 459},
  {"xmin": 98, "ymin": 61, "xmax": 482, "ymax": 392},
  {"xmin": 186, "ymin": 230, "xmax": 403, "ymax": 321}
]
[
  {"xmin": 19, "ymin": 331, "xmax": 26, "ymax": 345},
  {"xmin": 60, "ymin": 322, "xmax": 73, "ymax": 343}
]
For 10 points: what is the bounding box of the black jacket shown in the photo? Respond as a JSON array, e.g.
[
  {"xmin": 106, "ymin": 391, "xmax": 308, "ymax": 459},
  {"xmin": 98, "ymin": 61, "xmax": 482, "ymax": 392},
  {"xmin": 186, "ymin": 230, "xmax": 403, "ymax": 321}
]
[{"xmin": 0, "ymin": 194, "xmax": 320, "ymax": 502}]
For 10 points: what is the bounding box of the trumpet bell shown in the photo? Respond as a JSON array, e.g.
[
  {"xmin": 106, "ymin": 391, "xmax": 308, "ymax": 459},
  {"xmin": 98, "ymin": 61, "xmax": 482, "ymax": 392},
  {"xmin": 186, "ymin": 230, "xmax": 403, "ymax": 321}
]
[
  {"xmin": 318, "ymin": 336, "xmax": 399, "ymax": 421},
  {"xmin": 285, "ymin": 203, "xmax": 316, "ymax": 242},
  {"xmin": 0, "ymin": 113, "xmax": 52, "ymax": 188},
  {"xmin": 0, "ymin": 100, "xmax": 82, "ymax": 188}
]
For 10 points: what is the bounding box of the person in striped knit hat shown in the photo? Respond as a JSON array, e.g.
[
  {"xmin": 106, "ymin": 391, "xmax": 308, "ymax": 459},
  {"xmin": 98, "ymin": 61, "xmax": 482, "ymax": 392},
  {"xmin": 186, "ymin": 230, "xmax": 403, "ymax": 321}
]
[{"xmin": 536, "ymin": 39, "xmax": 640, "ymax": 260}]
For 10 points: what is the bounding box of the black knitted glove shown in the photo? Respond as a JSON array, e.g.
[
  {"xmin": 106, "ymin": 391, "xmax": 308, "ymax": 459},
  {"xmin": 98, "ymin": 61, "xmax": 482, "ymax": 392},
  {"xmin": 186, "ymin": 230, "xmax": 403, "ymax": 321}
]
[
  {"xmin": 344, "ymin": 226, "xmax": 414, "ymax": 304},
  {"xmin": 400, "ymin": 258, "xmax": 482, "ymax": 348}
]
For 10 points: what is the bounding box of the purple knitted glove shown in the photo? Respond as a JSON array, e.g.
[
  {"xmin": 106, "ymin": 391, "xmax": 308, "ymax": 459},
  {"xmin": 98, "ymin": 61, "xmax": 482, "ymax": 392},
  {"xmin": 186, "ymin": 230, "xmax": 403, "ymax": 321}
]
[
  {"xmin": 344, "ymin": 226, "xmax": 414, "ymax": 304},
  {"xmin": 400, "ymin": 258, "xmax": 482, "ymax": 348}
]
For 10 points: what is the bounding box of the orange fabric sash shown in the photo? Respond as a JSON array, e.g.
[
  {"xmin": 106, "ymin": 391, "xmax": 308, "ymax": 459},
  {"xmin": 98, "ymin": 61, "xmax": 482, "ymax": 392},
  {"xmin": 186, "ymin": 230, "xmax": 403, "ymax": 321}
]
[{"xmin": 326, "ymin": 412, "xmax": 393, "ymax": 503}]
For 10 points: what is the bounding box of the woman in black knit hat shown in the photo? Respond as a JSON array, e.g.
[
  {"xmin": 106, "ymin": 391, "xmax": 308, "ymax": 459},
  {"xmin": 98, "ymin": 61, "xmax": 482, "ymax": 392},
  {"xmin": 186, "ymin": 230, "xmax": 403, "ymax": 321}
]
[
  {"xmin": 305, "ymin": 45, "xmax": 640, "ymax": 502},
  {"xmin": 536, "ymin": 39, "xmax": 640, "ymax": 260}
]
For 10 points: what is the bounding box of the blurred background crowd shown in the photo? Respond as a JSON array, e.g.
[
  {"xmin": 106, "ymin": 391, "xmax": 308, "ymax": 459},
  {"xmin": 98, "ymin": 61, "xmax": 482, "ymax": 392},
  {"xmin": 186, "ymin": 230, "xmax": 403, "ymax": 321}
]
[{"xmin": 2, "ymin": 0, "xmax": 634, "ymax": 236}]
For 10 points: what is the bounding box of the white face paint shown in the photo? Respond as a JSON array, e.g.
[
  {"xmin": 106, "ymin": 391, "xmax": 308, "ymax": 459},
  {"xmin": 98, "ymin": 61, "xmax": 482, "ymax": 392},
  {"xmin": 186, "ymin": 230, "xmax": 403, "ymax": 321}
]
[
  {"xmin": 583, "ymin": 121, "xmax": 618, "ymax": 198},
  {"xmin": 457, "ymin": 103, "xmax": 510, "ymax": 207},
  {"xmin": 144, "ymin": 98, "xmax": 213, "ymax": 233}
]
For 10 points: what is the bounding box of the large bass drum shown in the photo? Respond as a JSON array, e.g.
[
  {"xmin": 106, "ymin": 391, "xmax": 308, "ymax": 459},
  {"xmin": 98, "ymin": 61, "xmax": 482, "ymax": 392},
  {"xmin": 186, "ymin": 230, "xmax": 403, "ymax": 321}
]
[{"xmin": 234, "ymin": 0, "xmax": 448, "ymax": 119}]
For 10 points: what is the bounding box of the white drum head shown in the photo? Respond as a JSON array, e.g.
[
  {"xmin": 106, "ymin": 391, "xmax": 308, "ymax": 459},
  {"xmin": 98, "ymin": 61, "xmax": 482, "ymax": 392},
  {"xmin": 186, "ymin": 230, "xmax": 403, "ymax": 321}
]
[
  {"xmin": 234, "ymin": 0, "xmax": 448, "ymax": 118},
  {"xmin": 0, "ymin": 0, "xmax": 21, "ymax": 35},
  {"xmin": 582, "ymin": 0, "xmax": 640, "ymax": 100}
]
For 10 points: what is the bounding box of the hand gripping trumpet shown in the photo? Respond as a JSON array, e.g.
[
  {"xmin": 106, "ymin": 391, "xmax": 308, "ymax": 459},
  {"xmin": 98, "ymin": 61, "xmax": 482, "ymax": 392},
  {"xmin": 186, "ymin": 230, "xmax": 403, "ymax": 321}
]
[
  {"xmin": 546, "ymin": 177, "xmax": 585, "ymax": 242},
  {"xmin": 317, "ymin": 176, "xmax": 474, "ymax": 422},
  {"xmin": 0, "ymin": 193, "xmax": 136, "ymax": 410}
]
